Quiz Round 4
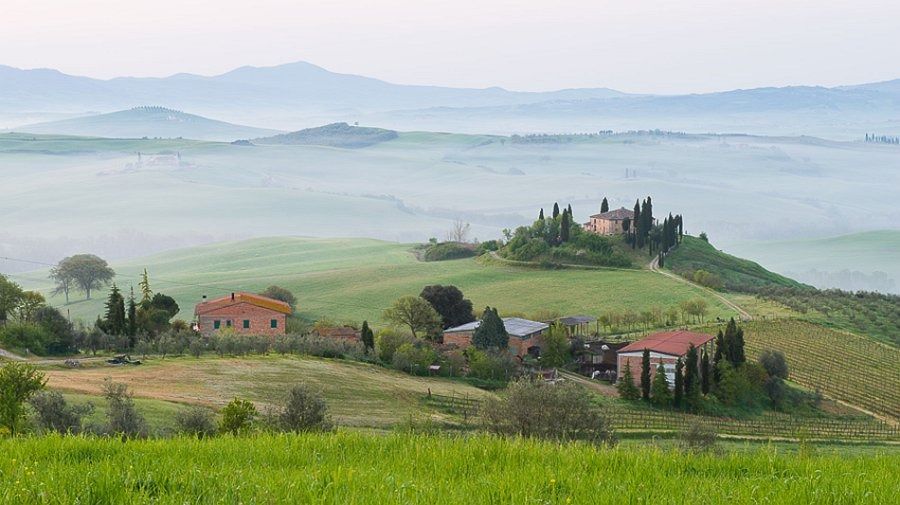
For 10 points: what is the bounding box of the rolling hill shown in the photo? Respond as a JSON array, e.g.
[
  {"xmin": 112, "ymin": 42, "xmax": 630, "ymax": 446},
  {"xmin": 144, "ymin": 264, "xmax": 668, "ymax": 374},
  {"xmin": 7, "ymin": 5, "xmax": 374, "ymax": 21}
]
[
  {"xmin": 254, "ymin": 122, "xmax": 398, "ymax": 148},
  {"xmin": 13, "ymin": 106, "xmax": 280, "ymax": 141},
  {"xmin": 14, "ymin": 236, "xmax": 739, "ymax": 326}
]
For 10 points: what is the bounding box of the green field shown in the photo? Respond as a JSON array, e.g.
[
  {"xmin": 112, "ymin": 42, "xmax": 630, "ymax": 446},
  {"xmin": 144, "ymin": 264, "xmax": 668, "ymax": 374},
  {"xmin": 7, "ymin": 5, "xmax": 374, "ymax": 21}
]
[
  {"xmin": 40, "ymin": 355, "xmax": 493, "ymax": 430},
  {"xmin": 19, "ymin": 237, "xmax": 739, "ymax": 326},
  {"xmin": 2, "ymin": 433, "xmax": 898, "ymax": 504}
]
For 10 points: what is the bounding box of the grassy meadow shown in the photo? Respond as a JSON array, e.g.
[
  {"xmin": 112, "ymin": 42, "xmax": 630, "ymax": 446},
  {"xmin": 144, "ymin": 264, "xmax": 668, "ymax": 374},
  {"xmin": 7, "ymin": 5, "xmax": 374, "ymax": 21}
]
[
  {"xmin": 41, "ymin": 355, "xmax": 493, "ymax": 430},
  {"xmin": 2, "ymin": 433, "xmax": 898, "ymax": 504},
  {"xmin": 19, "ymin": 236, "xmax": 739, "ymax": 326}
]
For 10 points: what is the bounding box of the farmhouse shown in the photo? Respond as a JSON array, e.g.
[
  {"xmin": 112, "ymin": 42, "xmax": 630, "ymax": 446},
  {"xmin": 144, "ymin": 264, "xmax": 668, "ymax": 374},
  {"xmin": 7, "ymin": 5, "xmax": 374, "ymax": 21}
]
[
  {"xmin": 194, "ymin": 292, "xmax": 292, "ymax": 336},
  {"xmin": 443, "ymin": 317, "xmax": 549, "ymax": 358},
  {"xmin": 583, "ymin": 207, "xmax": 635, "ymax": 235},
  {"xmin": 617, "ymin": 330, "xmax": 714, "ymax": 385}
]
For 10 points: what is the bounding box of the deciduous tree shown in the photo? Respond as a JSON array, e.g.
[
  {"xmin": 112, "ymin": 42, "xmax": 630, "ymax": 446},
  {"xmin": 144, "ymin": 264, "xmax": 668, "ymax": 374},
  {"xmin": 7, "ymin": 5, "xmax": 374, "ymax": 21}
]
[
  {"xmin": 0, "ymin": 362, "xmax": 47, "ymax": 435},
  {"xmin": 383, "ymin": 296, "xmax": 442, "ymax": 340},
  {"xmin": 58, "ymin": 254, "xmax": 115, "ymax": 300},
  {"xmin": 419, "ymin": 285, "xmax": 475, "ymax": 329}
]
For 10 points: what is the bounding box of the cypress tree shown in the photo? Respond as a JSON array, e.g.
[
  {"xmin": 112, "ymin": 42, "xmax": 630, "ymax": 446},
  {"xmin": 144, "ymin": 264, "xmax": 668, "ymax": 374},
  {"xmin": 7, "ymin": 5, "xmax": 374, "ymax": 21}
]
[
  {"xmin": 632, "ymin": 201, "xmax": 641, "ymax": 249},
  {"xmin": 552, "ymin": 202, "xmax": 560, "ymax": 219},
  {"xmin": 712, "ymin": 330, "xmax": 725, "ymax": 384},
  {"xmin": 673, "ymin": 358, "xmax": 684, "ymax": 408},
  {"xmin": 361, "ymin": 320, "xmax": 374, "ymax": 352},
  {"xmin": 684, "ymin": 343, "xmax": 698, "ymax": 396},
  {"xmin": 640, "ymin": 349, "xmax": 652, "ymax": 400},
  {"xmin": 734, "ymin": 325, "xmax": 746, "ymax": 365},
  {"xmin": 617, "ymin": 361, "xmax": 641, "ymax": 400},
  {"xmin": 650, "ymin": 363, "xmax": 672, "ymax": 407},
  {"xmin": 560, "ymin": 211, "xmax": 570, "ymax": 242},
  {"xmin": 126, "ymin": 287, "xmax": 138, "ymax": 344},
  {"xmin": 539, "ymin": 208, "xmax": 545, "ymax": 220},
  {"xmin": 600, "ymin": 197, "xmax": 609, "ymax": 213},
  {"xmin": 700, "ymin": 349, "xmax": 711, "ymax": 395},
  {"xmin": 567, "ymin": 203, "xmax": 573, "ymax": 216}
]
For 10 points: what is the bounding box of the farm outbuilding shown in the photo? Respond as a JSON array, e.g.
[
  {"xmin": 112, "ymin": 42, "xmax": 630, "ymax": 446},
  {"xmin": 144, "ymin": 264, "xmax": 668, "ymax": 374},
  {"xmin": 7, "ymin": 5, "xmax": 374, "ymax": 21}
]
[
  {"xmin": 443, "ymin": 317, "xmax": 549, "ymax": 358},
  {"xmin": 616, "ymin": 330, "xmax": 714, "ymax": 385},
  {"xmin": 194, "ymin": 292, "xmax": 292, "ymax": 336}
]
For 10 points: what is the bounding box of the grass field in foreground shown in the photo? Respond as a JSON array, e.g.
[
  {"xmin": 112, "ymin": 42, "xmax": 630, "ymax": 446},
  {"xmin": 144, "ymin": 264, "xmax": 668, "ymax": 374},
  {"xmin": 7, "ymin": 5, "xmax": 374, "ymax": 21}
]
[
  {"xmin": 40, "ymin": 355, "xmax": 494, "ymax": 429},
  {"xmin": 2, "ymin": 433, "xmax": 898, "ymax": 504},
  {"xmin": 20, "ymin": 237, "xmax": 738, "ymax": 326}
]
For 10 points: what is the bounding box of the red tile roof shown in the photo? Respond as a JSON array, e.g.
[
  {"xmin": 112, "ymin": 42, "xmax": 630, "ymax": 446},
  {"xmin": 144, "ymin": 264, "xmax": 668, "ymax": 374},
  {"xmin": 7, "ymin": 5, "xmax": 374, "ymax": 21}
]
[
  {"xmin": 590, "ymin": 207, "xmax": 635, "ymax": 220},
  {"xmin": 618, "ymin": 331, "xmax": 714, "ymax": 356},
  {"xmin": 194, "ymin": 292, "xmax": 292, "ymax": 316}
]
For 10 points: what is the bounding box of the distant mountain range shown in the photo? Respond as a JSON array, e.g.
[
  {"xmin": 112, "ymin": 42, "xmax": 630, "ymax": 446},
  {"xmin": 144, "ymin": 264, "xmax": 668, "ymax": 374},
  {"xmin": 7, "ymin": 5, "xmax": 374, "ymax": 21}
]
[
  {"xmin": 14, "ymin": 106, "xmax": 280, "ymax": 141},
  {"xmin": 2, "ymin": 61, "xmax": 899, "ymax": 137}
]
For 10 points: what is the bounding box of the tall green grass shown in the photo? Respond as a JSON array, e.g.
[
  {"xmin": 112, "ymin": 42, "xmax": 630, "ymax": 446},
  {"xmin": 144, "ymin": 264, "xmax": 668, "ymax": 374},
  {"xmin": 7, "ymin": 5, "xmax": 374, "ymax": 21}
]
[{"xmin": 2, "ymin": 432, "xmax": 897, "ymax": 503}]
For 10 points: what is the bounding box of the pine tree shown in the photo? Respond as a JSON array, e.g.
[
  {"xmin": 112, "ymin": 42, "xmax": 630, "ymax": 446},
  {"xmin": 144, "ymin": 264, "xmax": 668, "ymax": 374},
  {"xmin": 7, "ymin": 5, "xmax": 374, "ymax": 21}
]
[
  {"xmin": 104, "ymin": 283, "xmax": 126, "ymax": 336},
  {"xmin": 617, "ymin": 361, "xmax": 641, "ymax": 400},
  {"xmin": 640, "ymin": 349, "xmax": 652, "ymax": 400},
  {"xmin": 673, "ymin": 358, "xmax": 684, "ymax": 408},
  {"xmin": 552, "ymin": 202, "xmax": 560, "ymax": 219},
  {"xmin": 650, "ymin": 363, "xmax": 672, "ymax": 406},
  {"xmin": 138, "ymin": 269, "xmax": 152, "ymax": 304},
  {"xmin": 700, "ymin": 349, "xmax": 711, "ymax": 395},
  {"xmin": 360, "ymin": 320, "xmax": 374, "ymax": 352},
  {"xmin": 600, "ymin": 197, "xmax": 609, "ymax": 213},
  {"xmin": 539, "ymin": 208, "xmax": 545, "ymax": 220},
  {"xmin": 472, "ymin": 307, "xmax": 508, "ymax": 350}
]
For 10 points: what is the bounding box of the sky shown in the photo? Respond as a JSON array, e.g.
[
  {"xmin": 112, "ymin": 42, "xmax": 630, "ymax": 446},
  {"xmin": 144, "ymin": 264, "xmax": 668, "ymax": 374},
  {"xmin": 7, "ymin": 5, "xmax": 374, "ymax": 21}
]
[{"xmin": 2, "ymin": 0, "xmax": 899, "ymax": 94}]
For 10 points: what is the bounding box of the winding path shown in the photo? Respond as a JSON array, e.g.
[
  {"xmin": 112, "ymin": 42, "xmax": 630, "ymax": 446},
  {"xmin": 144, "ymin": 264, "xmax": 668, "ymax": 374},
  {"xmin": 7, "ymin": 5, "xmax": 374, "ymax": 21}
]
[{"xmin": 648, "ymin": 254, "xmax": 752, "ymax": 321}]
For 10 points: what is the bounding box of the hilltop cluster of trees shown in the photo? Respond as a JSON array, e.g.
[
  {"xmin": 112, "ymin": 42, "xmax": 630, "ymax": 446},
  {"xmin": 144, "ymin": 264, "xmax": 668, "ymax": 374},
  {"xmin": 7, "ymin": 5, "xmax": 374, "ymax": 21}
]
[
  {"xmin": 620, "ymin": 196, "xmax": 684, "ymax": 260},
  {"xmin": 864, "ymin": 133, "xmax": 899, "ymax": 144},
  {"xmin": 95, "ymin": 270, "xmax": 180, "ymax": 346},
  {"xmin": 501, "ymin": 202, "xmax": 631, "ymax": 268}
]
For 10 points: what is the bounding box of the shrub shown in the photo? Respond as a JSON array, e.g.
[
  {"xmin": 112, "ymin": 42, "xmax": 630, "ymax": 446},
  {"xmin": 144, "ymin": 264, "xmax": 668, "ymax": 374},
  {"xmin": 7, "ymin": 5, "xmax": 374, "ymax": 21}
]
[
  {"xmin": 758, "ymin": 349, "xmax": 789, "ymax": 380},
  {"xmin": 376, "ymin": 329, "xmax": 415, "ymax": 363},
  {"xmin": 476, "ymin": 240, "xmax": 502, "ymax": 255},
  {"xmin": 0, "ymin": 362, "xmax": 47, "ymax": 435},
  {"xmin": 260, "ymin": 286, "xmax": 297, "ymax": 311},
  {"xmin": 102, "ymin": 380, "xmax": 147, "ymax": 438},
  {"xmin": 0, "ymin": 323, "xmax": 52, "ymax": 355},
  {"xmin": 29, "ymin": 391, "xmax": 93, "ymax": 434},
  {"xmin": 680, "ymin": 423, "xmax": 718, "ymax": 453},
  {"xmin": 33, "ymin": 306, "xmax": 76, "ymax": 355},
  {"xmin": 175, "ymin": 406, "xmax": 217, "ymax": 438},
  {"xmin": 268, "ymin": 385, "xmax": 332, "ymax": 433},
  {"xmin": 481, "ymin": 379, "xmax": 615, "ymax": 445},
  {"xmin": 220, "ymin": 398, "xmax": 258, "ymax": 435},
  {"xmin": 466, "ymin": 349, "xmax": 518, "ymax": 382},
  {"xmin": 423, "ymin": 242, "xmax": 476, "ymax": 262},
  {"xmin": 391, "ymin": 342, "xmax": 437, "ymax": 375}
]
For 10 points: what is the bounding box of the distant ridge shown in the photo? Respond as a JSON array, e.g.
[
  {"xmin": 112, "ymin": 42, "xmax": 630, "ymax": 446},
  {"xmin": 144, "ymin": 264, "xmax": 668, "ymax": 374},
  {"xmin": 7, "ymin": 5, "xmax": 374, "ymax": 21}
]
[
  {"xmin": 13, "ymin": 106, "xmax": 281, "ymax": 141},
  {"xmin": 253, "ymin": 122, "xmax": 399, "ymax": 148}
]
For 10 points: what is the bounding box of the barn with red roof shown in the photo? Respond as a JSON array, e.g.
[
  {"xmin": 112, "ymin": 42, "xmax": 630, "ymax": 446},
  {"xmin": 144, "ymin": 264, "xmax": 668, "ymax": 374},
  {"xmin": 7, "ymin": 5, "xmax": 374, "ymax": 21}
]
[{"xmin": 617, "ymin": 330, "xmax": 715, "ymax": 385}]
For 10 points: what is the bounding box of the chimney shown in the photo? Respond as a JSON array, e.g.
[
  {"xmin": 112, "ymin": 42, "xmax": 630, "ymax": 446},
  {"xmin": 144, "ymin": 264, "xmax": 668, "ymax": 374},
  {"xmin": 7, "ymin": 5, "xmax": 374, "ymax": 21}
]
[
  {"xmin": 202, "ymin": 295, "xmax": 207, "ymax": 301},
  {"xmin": 231, "ymin": 292, "xmax": 235, "ymax": 301}
]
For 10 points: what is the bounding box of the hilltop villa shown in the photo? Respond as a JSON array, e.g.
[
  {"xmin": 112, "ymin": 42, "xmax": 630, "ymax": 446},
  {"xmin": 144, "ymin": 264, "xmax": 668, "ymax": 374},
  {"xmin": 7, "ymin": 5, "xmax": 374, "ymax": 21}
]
[
  {"xmin": 194, "ymin": 292, "xmax": 292, "ymax": 336},
  {"xmin": 443, "ymin": 317, "xmax": 549, "ymax": 358},
  {"xmin": 583, "ymin": 207, "xmax": 635, "ymax": 235}
]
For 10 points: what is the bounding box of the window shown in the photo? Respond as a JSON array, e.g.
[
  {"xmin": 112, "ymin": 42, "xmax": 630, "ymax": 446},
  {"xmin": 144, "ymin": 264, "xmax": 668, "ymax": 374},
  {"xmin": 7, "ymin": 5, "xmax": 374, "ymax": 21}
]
[
  {"xmin": 270, "ymin": 319, "xmax": 278, "ymax": 329},
  {"xmin": 243, "ymin": 320, "xmax": 250, "ymax": 329},
  {"xmin": 226, "ymin": 320, "xmax": 232, "ymax": 327},
  {"xmin": 213, "ymin": 320, "xmax": 221, "ymax": 329}
]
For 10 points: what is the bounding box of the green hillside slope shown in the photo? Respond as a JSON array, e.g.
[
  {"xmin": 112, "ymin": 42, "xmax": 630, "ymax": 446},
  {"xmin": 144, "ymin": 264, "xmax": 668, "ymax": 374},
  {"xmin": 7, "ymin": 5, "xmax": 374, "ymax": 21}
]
[
  {"xmin": 17, "ymin": 237, "xmax": 738, "ymax": 326},
  {"xmin": 666, "ymin": 236, "xmax": 807, "ymax": 292}
]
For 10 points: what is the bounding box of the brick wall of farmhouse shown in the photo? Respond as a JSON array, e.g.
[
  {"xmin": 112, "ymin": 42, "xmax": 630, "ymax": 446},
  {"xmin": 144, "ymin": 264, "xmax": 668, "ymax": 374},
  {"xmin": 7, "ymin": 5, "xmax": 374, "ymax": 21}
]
[
  {"xmin": 618, "ymin": 354, "xmax": 678, "ymax": 382},
  {"xmin": 198, "ymin": 302, "xmax": 287, "ymax": 336},
  {"xmin": 442, "ymin": 330, "xmax": 543, "ymax": 358}
]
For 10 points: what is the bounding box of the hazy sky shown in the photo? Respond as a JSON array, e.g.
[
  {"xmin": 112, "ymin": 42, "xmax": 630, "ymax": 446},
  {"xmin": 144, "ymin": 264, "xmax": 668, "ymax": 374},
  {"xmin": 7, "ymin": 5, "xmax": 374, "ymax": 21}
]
[{"xmin": 2, "ymin": 0, "xmax": 899, "ymax": 93}]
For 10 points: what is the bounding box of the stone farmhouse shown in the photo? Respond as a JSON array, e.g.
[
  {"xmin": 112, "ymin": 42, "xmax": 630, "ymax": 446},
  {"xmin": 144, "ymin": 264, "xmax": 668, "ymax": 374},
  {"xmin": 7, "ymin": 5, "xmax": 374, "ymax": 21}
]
[
  {"xmin": 616, "ymin": 330, "xmax": 714, "ymax": 385},
  {"xmin": 583, "ymin": 207, "xmax": 635, "ymax": 235},
  {"xmin": 194, "ymin": 292, "xmax": 292, "ymax": 336},
  {"xmin": 443, "ymin": 317, "xmax": 549, "ymax": 358}
]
